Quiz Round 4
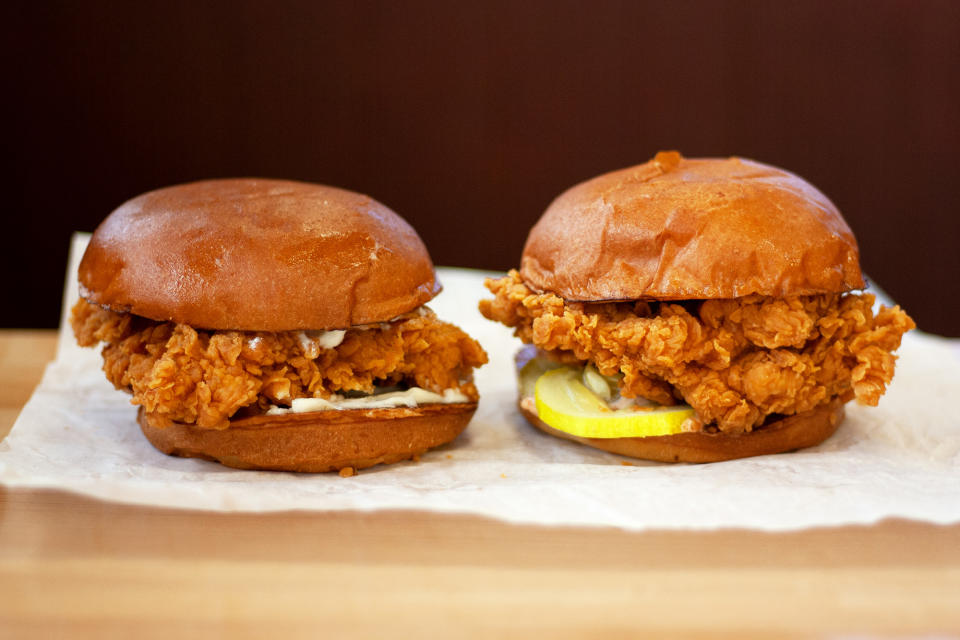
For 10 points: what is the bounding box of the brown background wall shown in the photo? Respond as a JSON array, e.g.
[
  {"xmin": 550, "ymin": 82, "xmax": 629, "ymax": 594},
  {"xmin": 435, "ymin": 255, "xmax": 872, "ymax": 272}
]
[{"xmin": 7, "ymin": 0, "xmax": 960, "ymax": 335}]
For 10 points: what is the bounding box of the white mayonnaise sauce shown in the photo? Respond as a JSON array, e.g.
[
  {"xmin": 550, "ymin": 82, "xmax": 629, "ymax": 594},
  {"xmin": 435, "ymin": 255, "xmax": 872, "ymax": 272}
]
[
  {"xmin": 265, "ymin": 387, "xmax": 470, "ymax": 414},
  {"xmin": 295, "ymin": 329, "xmax": 347, "ymax": 358}
]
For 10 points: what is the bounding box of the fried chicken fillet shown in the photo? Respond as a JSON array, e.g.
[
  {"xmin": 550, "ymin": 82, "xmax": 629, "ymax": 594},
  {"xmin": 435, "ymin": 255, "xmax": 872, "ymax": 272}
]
[
  {"xmin": 73, "ymin": 299, "xmax": 487, "ymax": 430},
  {"xmin": 480, "ymin": 270, "xmax": 913, "ymax": 434}
]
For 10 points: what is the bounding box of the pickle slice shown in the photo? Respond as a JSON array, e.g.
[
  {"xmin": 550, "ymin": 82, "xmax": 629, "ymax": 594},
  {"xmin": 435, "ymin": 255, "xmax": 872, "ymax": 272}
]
[{"xmin": 533, "ymin": 368, "xmax": 694, "ymax": 439}]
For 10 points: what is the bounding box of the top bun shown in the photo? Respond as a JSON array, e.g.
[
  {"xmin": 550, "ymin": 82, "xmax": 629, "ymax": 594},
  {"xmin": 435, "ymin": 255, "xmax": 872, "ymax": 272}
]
[
  {"xmin": 79, "ymin": 179, "xmax": 441, "ymax": 331},
  {"xmin": 520, "ymin": 151, "xmax": 865, "ymax": 301}
]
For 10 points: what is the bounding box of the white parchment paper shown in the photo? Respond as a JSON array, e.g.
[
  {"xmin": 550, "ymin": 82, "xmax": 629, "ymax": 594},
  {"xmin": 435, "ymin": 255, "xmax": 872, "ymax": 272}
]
[{"xmin": 2, "ymin": 233, "xmax": 959, "ymax": 531}]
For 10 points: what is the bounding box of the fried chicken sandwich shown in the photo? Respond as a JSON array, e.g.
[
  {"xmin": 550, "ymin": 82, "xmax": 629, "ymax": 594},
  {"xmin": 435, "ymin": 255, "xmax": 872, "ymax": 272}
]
[
  {"xmin": 73, "ymin": 179, "xmax": 487, "ymax": 473},
  {"xmin": 480, "ymin": 151, "xmax": 914, "ymax": 462}
]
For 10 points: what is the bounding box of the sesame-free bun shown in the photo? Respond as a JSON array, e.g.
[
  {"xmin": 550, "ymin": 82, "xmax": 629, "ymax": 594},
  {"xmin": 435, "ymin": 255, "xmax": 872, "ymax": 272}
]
[
  {"xmin": 519, "ymin": 397, "xmax": 844, "ymax": 464},
  {"xmin": 79, "ymin": 179, "xmax": 441, "ymax": 331},
  {"xmin": 520, "ymin": 151, "xmax": 865, "ymax": 301},
  {"xmin": 139, "ymin": 402, "xmax": 478, "ymax": 473}
]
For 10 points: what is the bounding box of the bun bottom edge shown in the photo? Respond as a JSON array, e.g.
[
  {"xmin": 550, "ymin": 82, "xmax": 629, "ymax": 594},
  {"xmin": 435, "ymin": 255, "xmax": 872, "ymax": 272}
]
[
  {"xmin": 518, "ymin": 398, "xmax": 844, "ymax": 463},
  {"xmin": 138, "ymin": 402, "xmax": 478, "ymax": 473}
]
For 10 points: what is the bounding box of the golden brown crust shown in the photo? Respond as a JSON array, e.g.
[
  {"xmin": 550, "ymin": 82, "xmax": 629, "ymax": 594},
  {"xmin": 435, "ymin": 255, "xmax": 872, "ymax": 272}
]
[
  {"xmin": 519, "ymin": 397, "xmax": 844, "ymax": 463},
  {"xmin": 484, "ymin": 271, "xmax": 913, "ymax": 434},
  {"xmin": 79, "ymin": 179, "xmax": 441, "ymax": 331},
  {"xmin": 72, "ymin": 298, "xmax": 487, "ymax": 430},
  {"xmin": 520, "ymin": 151, "xmax": 865, "ymax": 301},
  {"xmin": 138, "ymin": 402, "xmax": 477, "ymax": 473}
]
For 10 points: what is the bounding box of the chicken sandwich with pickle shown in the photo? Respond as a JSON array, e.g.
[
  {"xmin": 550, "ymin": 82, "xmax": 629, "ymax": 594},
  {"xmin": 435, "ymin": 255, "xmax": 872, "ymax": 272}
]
[{"xmin": 480, "ymin": 152, "xmax": 913, "ymax": 462}]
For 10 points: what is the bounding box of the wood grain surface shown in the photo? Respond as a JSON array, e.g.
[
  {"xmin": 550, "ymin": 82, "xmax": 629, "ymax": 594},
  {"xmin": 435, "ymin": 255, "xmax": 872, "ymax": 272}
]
[{"xmin": 2, "ymin": 330, "xmax": 959, "ymax": 638}]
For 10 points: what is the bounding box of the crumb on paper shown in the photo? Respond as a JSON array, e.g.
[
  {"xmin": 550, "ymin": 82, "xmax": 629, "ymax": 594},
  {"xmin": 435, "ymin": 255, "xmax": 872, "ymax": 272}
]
[
  {"xmin": 446, "ymin": 454, "xmax": 452, "ymax": 459},
  {"xmin": 338, "ymin": 467, "xmax": 355, "ymax": 478},
  {"xmin": 621, "ymin": 461, "xmax": 634, "ymax": 467},
  {"xmin": 500, "ymin": 473, "xmax": 507, "ymax": 478}
]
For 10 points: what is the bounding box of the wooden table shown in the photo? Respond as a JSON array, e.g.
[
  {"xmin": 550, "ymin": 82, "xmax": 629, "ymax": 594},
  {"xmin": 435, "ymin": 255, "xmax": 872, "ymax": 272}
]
[{"xmin": 2, "ymin": 330, "xmax": 959, "ymax": 638}]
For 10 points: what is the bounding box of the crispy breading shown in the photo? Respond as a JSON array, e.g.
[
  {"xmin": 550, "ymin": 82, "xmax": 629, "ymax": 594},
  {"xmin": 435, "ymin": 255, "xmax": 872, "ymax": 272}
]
[
  {"xmin": 480, "ymin": 270, "xmax": 914, "ymax": 433},
  {"xmin": 72, "ymin": 300, "xmax": 487, "ymax": 430}
]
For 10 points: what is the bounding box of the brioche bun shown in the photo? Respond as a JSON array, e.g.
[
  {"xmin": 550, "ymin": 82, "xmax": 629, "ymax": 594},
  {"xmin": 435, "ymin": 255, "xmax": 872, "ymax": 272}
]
[
  {"xmin": 79, "ymin": 178, "xmax": 440, "ymax": 331},
  {"xmin": 520, "ymin": 151, "xmax": 864, "ymax": 302},
  {"xmin": 80, "ymin": 179, "xmax": 477, "ymax": 472},
  {"xmin": 139, "ymin": 403, "xmax": 477, "ymax": 473},
  {"xmin": 518, "ymin": 396, "xmax": 843, "ymax": 464}
]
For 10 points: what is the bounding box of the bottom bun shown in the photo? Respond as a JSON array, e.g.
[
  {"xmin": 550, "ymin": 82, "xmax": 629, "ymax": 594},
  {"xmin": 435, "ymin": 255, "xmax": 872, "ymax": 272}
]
[
  {"xmin": 139, "ymin": 402, "xmax": 478, "ymax": 473},
  {"xmin": 519, "ymin": 397, "xmax": 844, "ymax": 463}
]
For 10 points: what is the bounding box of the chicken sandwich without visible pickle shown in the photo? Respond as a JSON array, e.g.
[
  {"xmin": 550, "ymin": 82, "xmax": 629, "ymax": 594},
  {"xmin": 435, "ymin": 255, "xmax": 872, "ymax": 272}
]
[
  {"xmin": 73, "ymin": 179, "xmax": 487, "ymax": 473},
  {"xmin": 480, "ymin": 151, "xmax": 914, "ymax": 462}
]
